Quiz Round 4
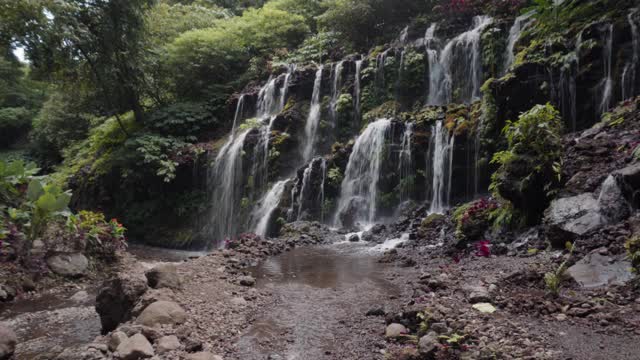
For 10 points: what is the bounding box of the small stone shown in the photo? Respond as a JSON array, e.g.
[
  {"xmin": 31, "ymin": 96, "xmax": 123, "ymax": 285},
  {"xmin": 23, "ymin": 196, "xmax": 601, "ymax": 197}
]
[
  {"xmin": 116, "ymin": 333, "xmax": 154, "ymax": 360},
  {"xmin": 157, "ymin": 335, "xmax": 181, "ymax": 354},
  {"xmin": 230, "ymin": 297, "xmax": 247, "ymax": 306},
  {"xmin": 238, "ymin": 276, "xmax": 256, "ymax": 287},
  {"xmin": 472, "ymin": 303, "xmax": 496, "ymax": 314},
  {"xmin": 468, "ymin": 287, "xmax": 491, "ymax": 304},
  {"xmin": 418, "ymin": 332, "xmax": 438, "ymax": 355},
  {"xmin": 186, "ymin": 352, "xmax": 224, "ymax": 360},
  {"xmin": 0, "ymin": 323, "xmax": 17, "ymax": 360},
  {"xmin": 108, "ymin": 331, "xmax": 128, "ymax": 352},
  {"xmin": 366, "ymin": 308, "xmax": 385, "ymax": 317},
  {"xmin": 555, "ymin": 314, "xmax": 567, "ymax": 321},
  {"xmin": 70, "ymin": 290, "xmax": 90, "ymax": 302},
  {"xmin": 430, "ymin": 322, "xmax": 448, "ymax": 334},
  {"xmin": 385, "ymin": 323, "xmax": 407, "ymax": 338}
]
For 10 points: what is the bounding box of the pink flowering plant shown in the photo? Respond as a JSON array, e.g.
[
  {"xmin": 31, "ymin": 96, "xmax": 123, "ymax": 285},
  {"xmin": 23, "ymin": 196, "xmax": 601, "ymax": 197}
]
[{"xmin": 453, "ymin": 197, "xmax": 498, "ymax": 245}]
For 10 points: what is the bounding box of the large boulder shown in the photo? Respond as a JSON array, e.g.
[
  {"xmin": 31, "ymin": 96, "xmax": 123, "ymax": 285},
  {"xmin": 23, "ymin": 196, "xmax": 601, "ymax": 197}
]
[
  {"xmin": 543, "ymin": 193, "xmax": 605, "ymax": 246},
  {"xmin": 136, "ymin": 300, "xmax": 187, "ymax": 328},
  {"xmin": 46, "ymin": 253, "xmax": 88, "ymax": 277},
  {"xmin": 96, "ymin": 274, "xmax": 148, "ymax": 333},
  {"xmin": 145, "ymin": 264, "xmax": 181, "ymax": 290},
  {"xmin": 116, "ymin": 333, "xmax": 154, "ymax": 360},
  {"xmin": 567, "ymin": 251, "xmax": 634, "ymax": 289},
  {"xmin": 157, "ymin": 335, "xmax": 181, "ymax": 354},
  {"xmin": 597, "ymin": 175, "xmax": 630, "ymax": 221},
  {"xmin": 131, "ymin": 288, "xmax": 176, "ymax": 317},
  {"xmin": 613, "ymin": 163, "xmax": 640, "ymax": 207},
  {"xmin": 0, "ymin": 323, "xmax": 17, "ymax": 360}
]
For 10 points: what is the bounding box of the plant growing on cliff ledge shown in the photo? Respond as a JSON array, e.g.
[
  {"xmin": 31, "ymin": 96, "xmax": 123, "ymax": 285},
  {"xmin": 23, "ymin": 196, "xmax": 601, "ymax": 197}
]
[{"xmin": 490, "ymin": 103, "xmax": 563, "ymax": 225}]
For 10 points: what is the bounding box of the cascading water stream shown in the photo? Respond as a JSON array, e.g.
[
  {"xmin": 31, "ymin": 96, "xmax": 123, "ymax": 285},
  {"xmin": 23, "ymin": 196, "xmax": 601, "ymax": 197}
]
[
  {"xmin": 232, "ymin": 94, "xmax": 246, "ymax": 133},
  {"xmin": 622, "ymin": 9, "xmax": 639, "ymax": 101},
  {"xmin": 375, "ymin": 50, "xmax": 389, "ymax": 97},
  {"xmin": 209, "ymin": 129, "xmax": 250, "ymax": 245},
  {"xmin": 253, "ymin": 180, "xmax": 289, "ymax": 237},
  {"xmin": 503, "ymin": 12, "xmax": 535, "ymax": 74},
  {"xmin": 302, "ymin": 66, "xmax": 324, "ymax": 163},
  {"xmin": 334, "ymin": 119, "xmax": 391, "ymax": 227},
  {"xmin": 598, "ymin": 24, "xmax": 614, "ymax": 115},
  {"xmin": 423, "ymin": 24, "xmax": 442, "ymax": 105},
  {"xmin": 330, "ymin": 61, "xmax": 345, "ymax": 124},
  {"xmin": 428, "ymin": 16, "xmax": 493, "ymax": 105},
  {"xmin": 280, "ymin": 64, "xmax": 296, "ymax": 110},
  {"xmin": 429, "ymin": 120, "xmax": 455, "ymax": 214},
  {"xmin": 399, "ymin": 122, "xmax": 414, "ymax": 203},
  {"xmin": 353, "ymin": 60, "xmax": 363, "ymax": 123}
]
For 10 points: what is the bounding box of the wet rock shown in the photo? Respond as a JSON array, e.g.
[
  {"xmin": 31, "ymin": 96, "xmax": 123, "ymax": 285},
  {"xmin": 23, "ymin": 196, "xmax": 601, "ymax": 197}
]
[
  {"xmin": 145, "ymin": 264, "xmax": 181, "ymax": 290},
  {"xmin": 186, "ymin": 352, "xmax": 223, "ymax": 360},
  {"xmin": 183, "ymin": 338, "xmax": 203, "ymax": 352},
  {"xmin": 136, "ymin": 300, "xmax": 187, "ymax": 327},
  {"xmin": 157, "ymin": 335, "xmax": 181, "ymax": 354},
  {"xmin": 108, "ymin": 331, "xmax": 128, "ymax": 352},
  {"xmin": 46, "ymin": 253, "xmax": 89, "ymax": 277},
  {"xmin": 239, "ymin": 276, "xmax": 256, "ymax": 287},
  {"xmin": 385, "ymin": 323, "xmax": 407, "ymax": 338},
  {"xmin": 567, "ymin": 251, "xmax": 633, "ymax": 288},
  {"xmin": 116, "ymin": 333, "xmax": 154, "ymax": 360},
  {"xmin": 96, "ymin": 274, "xmax": 148, "ymax": 333},
  {"xmin": 21, "ymin": 277, "xmax": 36, "ymax": 292},
  {"xmin": 140, "ymin": 326, "xmax": 162, "ymax": 342},
  {"xmin": 348, "ymin": 234, "xmax": 360, "ymax": 242},
  {"xmin": 418, "ymin": 332, "xmax": 438, "ymax": 355},
  {"xmin": 0, "ymin": 322, "xmax": 17, "ymax": 360},
  {"xmin": 544, "ymin": 193, "xmax": 605, "ymax": 246},
  {"xmin": 613, "ymin": 163, "xmax": 640, "ymax": 207},
  {"xmin": 597, "ymin": 175, "xmax": 630, "ymax": 221}
]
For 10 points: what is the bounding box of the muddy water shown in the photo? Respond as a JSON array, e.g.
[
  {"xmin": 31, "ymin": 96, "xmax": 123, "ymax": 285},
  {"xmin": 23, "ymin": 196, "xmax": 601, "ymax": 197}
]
[{"xmin": 234, "ymin": 243, "xmax": 404, "ymax": 360}]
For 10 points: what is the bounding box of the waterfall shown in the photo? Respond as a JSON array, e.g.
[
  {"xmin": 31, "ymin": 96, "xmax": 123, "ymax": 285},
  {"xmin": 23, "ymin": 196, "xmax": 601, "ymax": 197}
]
[
  {"xmin": 330, "ymin": 61, "xmax": 345, "ymax": 123},
  {"xmin": 375, "ymin": 50, "xmax": 388, "ymax": 96},
  {"xmin": 428, "ymin": 16, "xmax": 493, "ymax": 105},
  {"xmin": 291, "ymin": 157, "xmax": 327, "ymax": 222},
  {"xmin": 598, "ymin": 24, "xmax": 614, "ymax": 115},
  {"xmin": 399, "ymin": 26, "xmax": 409, "ymax": 45},
  {"xmin": 256, "ymin": 77, "xmax": 279, "ymax": 120},
  {"xmin": 232, "ymin": 95, "xmax": 246, "ymax": 133},
  {"xmin": 423, "ymin": 24, "xmax": 442, "ymax": 104},
  {"xmin": 429, "ymin": 120, "xmax": 455, "ymax": 214},
  {"xmin": 396, "ymin": 49, "xmax": 406, "ymax": 95},
  {"xmin": 280, "ymin": 64, "xmax": 296, "ymax": 110},
  {"xmin": 623, "ymin": 9, "xmax": 639, "ymax": 101},
  {"xmin": 559, "ymin": 60, "xmax": 578, "ymax": 131},
  {"xmin": 253, "ymin": 180, "xmax": 289, "ymax": 237},
  {"xmin": 209, "ymin": 129, "xmax": 250, "ymax": 245},
  {"xmin": 335, "ymin": 119, "xmax": 391, "ymax": 227},
  {"xmin": 302, "ymin": 66, "xmax": 324, "ymax": 162},
  {"xmin": 503, "ymin": 12, "xmax": 535, "ymax": 74},
  {"xmin": 399, "ymin": 122, "xmax": 413, "ymax": 203},
  {"xmin": 354, "ymin": 60, "xmax": 363, "ymax": 123}
]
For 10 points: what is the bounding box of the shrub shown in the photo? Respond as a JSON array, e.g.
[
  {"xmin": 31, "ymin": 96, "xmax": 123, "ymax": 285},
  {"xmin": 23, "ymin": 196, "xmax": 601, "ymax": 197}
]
[
  {"xmin": 626, "ymin": 236, "xmax": 640, "ymax": 273},
  {"xmin": 66, "ymin": 211, "xmax": 127, "ymax": 262},
  {"xmin": 144, "ymin": 102, "xmax": 217, "ymax": 140},
  {"xmin": 453, "ymin": 197, "xmax": 498, "ymax": 245},
  {"xmin": 0, "ymin": 107, "xmax": 31, "ymax": 147},
  {"xmin": 490, "ymin": 103, "xmax": 563, "ymax": 225}
]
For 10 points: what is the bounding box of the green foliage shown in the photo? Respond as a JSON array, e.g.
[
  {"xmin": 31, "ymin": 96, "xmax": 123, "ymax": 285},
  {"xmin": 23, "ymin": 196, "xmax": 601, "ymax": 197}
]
[
  {"xmin": 0, "ymin": 107, "xmax": 31, "ymax": 148},
  {"xmin": 277, "ymin": 31, "xmax": 342, "ymax": 64},
  {"xmin": 66, "ymin": 211, "xmax": 127, "ymax": 261},
  {"xmin": 30, "ymin": 91, "xmax": 94, "ymax": 167},
  {"xmin": 490, "ymin": 103, "xmax": 563, "ymax": 224},
  {"xmin": 145, "ymin": 102, "xmax": 216, "ymax": 139},
  {"xmin": 26, "ymin": 179, "xmax": 72, "ymax": 241},
  {"xmin": 168, "ymin": 6, "xmax": 308, "ymax": 98},
  {"xmin": 327, "ymin": 167, "xmax": 343, "ymax": 187},
  {"xmin": 121, "ymin": 134, "xmax": 187, "ymax": 183},
  {"xmin": 625, "ymin": 236, "xmax": 640, "ymax": 273}
]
